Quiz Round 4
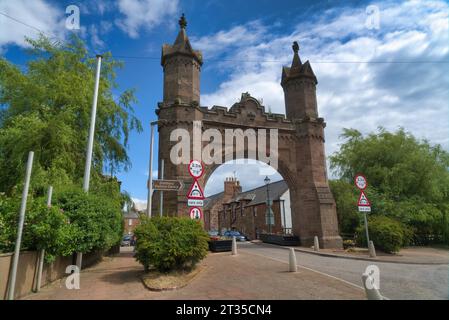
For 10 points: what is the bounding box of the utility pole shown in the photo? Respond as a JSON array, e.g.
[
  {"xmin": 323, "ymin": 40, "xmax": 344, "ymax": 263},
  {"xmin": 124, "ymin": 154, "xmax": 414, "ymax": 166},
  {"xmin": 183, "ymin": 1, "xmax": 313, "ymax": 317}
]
[
  {"xmin": 79, "ymin": 54, "xmax": 102, "ymax": 270},
  {"xmin": 147, "ymin": 121, "xmax": 158, "ymax": 217},
  {"xmin": 83, "ymin": 54, "xmax": 102, "ymax": 192},
  {"xmin": 7, "ymin": 151, "xmax": 34, "ymax": 300}
]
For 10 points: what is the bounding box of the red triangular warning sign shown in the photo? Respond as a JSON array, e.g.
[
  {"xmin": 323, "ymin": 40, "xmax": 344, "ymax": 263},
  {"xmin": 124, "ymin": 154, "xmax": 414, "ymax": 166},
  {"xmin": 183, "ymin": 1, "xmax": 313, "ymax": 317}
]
[
  {"xmin": 187, "ymin": 180, "xmax": 205, "ymax": 199},
  {"xmin": 358, "ymin": 191, "xmax": 371, "ymax": 206}
]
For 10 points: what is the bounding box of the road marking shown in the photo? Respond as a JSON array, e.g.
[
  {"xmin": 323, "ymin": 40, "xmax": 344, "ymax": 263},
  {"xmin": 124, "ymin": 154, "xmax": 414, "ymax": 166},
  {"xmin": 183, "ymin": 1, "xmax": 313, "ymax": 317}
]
[{"xmin": 240, "ymin": 247, "xmax": 365, "ymax": 291}]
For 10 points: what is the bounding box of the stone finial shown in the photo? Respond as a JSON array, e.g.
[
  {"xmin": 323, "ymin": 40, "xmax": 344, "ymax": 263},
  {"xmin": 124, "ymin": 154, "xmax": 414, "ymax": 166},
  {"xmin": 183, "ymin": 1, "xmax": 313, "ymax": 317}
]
[
  {"xmin": 292, "ymin": 41, "xmax": 299, "ymax": 53},
  {"xmin": 179, "ymin": 13, "xmax": 187, "ymax": 29}
]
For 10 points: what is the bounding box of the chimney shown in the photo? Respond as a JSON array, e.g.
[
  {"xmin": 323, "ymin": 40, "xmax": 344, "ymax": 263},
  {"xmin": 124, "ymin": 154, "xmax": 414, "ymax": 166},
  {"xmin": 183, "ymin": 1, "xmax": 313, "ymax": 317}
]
[{"xmin": 224, "ymin": 177, "xmax": 242, "ymax": 199}]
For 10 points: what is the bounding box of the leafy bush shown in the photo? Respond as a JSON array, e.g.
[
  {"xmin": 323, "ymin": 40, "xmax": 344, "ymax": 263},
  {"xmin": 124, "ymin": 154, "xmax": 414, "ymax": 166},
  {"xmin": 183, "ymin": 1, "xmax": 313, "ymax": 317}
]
[
  {"xmin": 134, "ymin": 216, "xmax": 209, "ymax": 272},
  {"xmin": 0, "ymin": 195, "xmax": 70, "ymax": 262},
  {"xmin": 54, "ymin": 188, "xmax": 123, "ymax": 254},
  {"xmin": 356, "ymin": 215, "xmax": 412, "ymax": 253}
]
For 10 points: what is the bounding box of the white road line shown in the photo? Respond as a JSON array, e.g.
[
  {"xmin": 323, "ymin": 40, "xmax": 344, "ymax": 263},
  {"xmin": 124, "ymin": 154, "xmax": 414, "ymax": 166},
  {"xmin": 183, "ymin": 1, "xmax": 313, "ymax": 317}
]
[{"xmin": 240, "ymin": 247, "xmax": 365, "ymax": 291}]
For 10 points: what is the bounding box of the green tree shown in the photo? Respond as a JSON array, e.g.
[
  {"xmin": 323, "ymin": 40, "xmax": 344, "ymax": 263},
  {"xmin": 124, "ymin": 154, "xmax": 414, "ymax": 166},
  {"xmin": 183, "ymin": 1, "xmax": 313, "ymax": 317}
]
[
  {"xmin": 0, "ymin": 34, "xmax": 142, "ymax": 195},
  {"xmin": 330, "ymin": 128, "xmax": 449, "ymax": 245},
  {"xmin": 329, "ymin": 180, "xmax": 360, "ymax": 235}
]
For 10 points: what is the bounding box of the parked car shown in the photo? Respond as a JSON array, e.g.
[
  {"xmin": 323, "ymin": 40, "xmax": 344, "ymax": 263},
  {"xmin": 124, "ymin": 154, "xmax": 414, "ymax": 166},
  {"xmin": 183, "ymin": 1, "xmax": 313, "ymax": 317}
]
[
  {"xmin": 121, "ymin": 235, "xmax": 132, "ymax": 246},
  {"xmin": 223, "ymin": 230, "xmax": 246, "ymax": 241},
  {"xmin": 208, "ymin": 230, "xmax": 219, "ymax": 237},
  {"xmin": 207, "ymin": 230, "xmax": 220, "ymax": 241}
]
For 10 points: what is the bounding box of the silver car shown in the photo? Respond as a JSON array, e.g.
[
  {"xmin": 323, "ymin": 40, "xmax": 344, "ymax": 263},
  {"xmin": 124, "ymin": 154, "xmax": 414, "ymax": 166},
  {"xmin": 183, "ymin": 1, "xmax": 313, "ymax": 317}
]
[{"xmin": 121, "ymin": 235, "xmax": 132, "ymax": 246}]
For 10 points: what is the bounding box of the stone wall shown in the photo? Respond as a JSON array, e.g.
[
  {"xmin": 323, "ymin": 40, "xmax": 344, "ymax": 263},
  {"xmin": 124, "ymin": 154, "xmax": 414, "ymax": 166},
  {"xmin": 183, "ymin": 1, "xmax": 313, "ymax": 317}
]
[{"xmin": 0, "ymin": 250, "xmax": 104, "ymax": 300}]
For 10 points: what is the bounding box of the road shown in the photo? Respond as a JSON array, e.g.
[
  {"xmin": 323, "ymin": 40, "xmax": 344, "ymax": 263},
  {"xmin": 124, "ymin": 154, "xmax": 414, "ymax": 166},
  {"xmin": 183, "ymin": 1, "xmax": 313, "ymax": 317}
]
[{"xmin": 238, "ymin": 242, "xmax": 449, "ymax": 300}]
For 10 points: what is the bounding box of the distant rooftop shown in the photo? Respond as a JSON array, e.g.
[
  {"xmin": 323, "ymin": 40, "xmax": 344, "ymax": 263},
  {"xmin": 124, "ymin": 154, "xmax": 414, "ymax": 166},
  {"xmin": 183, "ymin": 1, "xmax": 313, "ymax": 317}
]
[{"xmin": 204, "ymin": 180, "xmax": 288, "ymax": 209}]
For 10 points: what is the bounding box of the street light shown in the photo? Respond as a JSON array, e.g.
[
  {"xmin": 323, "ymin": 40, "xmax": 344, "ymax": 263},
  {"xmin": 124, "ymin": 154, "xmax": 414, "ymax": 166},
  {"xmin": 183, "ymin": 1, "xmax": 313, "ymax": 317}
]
[{"xmin": 264, "ymin": 176, "xmax": 273, "ymax": 234}]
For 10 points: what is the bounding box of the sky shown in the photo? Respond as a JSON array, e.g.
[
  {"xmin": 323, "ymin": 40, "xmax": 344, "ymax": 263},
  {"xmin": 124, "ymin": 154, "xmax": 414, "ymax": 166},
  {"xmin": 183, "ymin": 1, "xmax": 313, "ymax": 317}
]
[{"xmin": 1, "ymin": 0, "xmax": 448, "ymax": 207}]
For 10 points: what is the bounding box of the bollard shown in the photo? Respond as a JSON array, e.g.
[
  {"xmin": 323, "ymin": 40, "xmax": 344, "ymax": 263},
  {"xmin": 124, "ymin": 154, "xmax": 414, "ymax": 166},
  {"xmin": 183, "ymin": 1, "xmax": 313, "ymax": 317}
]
[
  {"xmin": 361, "ymin": 273, "xmax": 384, "ymax": 300},
  {"xmin": 313, "ymin": 236, "xmax": 320, "ymax": 252},
  {"xmin": 288, "ymin": 248, "xmax": 297, "ymax": 272},
  {"xmin": 368, "ymin": 241, "xmax": 377, "ymax": 258},
  {"xmin": 232, "ymin": 236, "xmax": 237, "ymax": 255}
]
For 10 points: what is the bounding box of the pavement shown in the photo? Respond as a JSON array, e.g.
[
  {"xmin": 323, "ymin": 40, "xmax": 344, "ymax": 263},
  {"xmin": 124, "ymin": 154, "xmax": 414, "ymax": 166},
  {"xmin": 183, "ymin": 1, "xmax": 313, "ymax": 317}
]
[
  {"xmin": 240, "ymin": 242, "xmax": 449, "ymax": 300},
  {"xmin": 287, "ymin": 244, "xmax": 449, "ymax": 265},
  {"xmin": 23, "ymin": 246, "xmax": 365, "ymax": 300},
  {"xmin": 22, "ymin": 243, "xmax": 448, "ymax": 300}
]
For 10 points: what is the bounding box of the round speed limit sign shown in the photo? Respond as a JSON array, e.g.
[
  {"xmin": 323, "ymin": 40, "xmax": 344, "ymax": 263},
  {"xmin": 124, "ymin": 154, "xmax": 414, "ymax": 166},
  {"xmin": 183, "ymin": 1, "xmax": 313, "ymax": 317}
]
[
  {"xmin": 354, "ymin": 174, "xmax": 367, "ymax": 190},
  {"xmin": 188, "ymin": 160, "xmax": 203, "ymax": 179}
]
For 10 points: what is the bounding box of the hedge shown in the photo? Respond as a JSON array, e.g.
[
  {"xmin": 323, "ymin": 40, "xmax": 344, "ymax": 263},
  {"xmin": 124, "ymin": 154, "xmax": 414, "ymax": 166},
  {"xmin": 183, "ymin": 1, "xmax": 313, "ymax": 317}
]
[
  {"xmin": 356, "ymin": 215, "xmax": 412, "ymax": 253},
  {"xmin": 0, "ymin": 188, "xmax": 123, "ymax": 262},
  {"xmin": 134, "ymin": 216, "xmax": 209, "ymax": 272}
]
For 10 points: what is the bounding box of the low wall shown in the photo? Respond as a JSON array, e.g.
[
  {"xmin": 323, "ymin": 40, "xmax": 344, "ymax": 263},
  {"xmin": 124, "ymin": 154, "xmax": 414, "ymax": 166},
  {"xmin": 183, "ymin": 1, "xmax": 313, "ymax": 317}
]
[{"xmin": 0, "ymin": 249, "xmax": 105, "ymax": 300}]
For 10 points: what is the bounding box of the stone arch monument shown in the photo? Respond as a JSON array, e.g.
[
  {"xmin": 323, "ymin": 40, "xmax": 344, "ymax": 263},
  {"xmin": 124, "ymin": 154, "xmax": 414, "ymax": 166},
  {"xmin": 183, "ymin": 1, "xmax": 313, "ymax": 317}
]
[{"xmin": 154, "ymin": 15, "xmax": 342, "ymax": 248}]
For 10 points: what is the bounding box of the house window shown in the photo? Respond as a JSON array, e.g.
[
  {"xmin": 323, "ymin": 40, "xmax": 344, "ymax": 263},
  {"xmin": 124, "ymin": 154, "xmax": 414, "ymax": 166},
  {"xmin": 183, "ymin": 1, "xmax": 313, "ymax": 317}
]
[{"xmin": 128, "ymin": 219, "xmax": 132, "ymax": 226}]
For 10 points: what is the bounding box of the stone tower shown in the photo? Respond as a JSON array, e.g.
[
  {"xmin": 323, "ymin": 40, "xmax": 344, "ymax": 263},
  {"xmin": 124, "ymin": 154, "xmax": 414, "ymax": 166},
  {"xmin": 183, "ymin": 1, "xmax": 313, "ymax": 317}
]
[
  {"xmin": 281, "ymin": 41, "xmax": 342, "ymax": 248},
  {"xmin": 161, "ymin": 13, "xmax": 202, "ymax": 105},
  {"xmin": 155, "ymin": 14, "xmax": 204, "ymax": 217}
]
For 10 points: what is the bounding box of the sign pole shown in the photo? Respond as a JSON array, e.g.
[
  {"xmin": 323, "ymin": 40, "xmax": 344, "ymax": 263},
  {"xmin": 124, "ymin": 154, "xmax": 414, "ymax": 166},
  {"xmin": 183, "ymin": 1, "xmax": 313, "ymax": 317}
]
[
  {"xmin": 159, "ymin": 159, "xmax": 164, "ymax": 217},
  {"xmin": 355, "ymin": 174, "xmax": 371, "ymax": 250},
  {"xmin": 7, "ymin": 151, "xmax": 34, "ymax": 300},
  {"xmin": 363, "ymin": 211, "xmax": 370, "ymax": 245}
]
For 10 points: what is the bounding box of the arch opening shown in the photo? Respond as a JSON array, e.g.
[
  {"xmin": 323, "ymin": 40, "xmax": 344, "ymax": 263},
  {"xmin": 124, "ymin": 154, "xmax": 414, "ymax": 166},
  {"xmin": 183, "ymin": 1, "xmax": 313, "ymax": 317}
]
[{"xmin": 203, "ymin": 159, "xmax": 294, "ymax": 240}]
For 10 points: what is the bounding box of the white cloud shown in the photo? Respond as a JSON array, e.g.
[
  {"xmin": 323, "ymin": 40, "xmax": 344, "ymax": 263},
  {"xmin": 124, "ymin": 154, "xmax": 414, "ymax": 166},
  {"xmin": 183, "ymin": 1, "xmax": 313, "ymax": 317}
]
[
  {"xmin": 198, "ymin": 0, "xmax": 449, "ymax": 177},
  {"xmin": 131, "ymin": 197, "xmax": 147, "ymax": 211},
  {"xmin": 191, "ymin": 21, "xmax": 268, "ymax": 58},
  {"xmin": 205, "ymin": 160, "xmax": 282, "ymax": 196},
  {"xmin": 116, "ymin": 0, "xmax": 179, "ymax": 38},
  {"xmin": 0, "ymin": 0, "xmax": 65, "ymax": 50}
]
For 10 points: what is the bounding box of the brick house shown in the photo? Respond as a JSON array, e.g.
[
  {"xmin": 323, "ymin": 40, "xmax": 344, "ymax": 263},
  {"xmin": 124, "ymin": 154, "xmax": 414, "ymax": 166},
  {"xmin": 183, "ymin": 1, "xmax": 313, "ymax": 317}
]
[
  {"xmin": 123, "ymin": 199, "xmax": 147, "ymax": 235},
  {"xmin": 204, "ymin": 178, "xmax": 292, "ymax": 240},
  {"xmin": 123, "ymin": 210, "xmax": 140, "ymax": 235}
]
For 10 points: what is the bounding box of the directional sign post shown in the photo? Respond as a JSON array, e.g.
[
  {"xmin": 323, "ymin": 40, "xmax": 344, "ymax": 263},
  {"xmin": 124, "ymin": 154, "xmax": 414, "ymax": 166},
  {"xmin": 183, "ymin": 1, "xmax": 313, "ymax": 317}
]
[
  {"xmin": 355, "ymin": 174, "xmax": 371, "ymax": 247},
  {"xmin": 152, "ymin": 179, "xmax": 183, "ymax": 191}
]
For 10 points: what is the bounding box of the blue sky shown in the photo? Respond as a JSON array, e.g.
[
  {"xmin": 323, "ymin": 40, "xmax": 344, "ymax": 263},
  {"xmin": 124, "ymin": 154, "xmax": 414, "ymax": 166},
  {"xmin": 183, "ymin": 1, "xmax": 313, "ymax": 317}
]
[{"xmin": 1, "ymin": 0, "xmax": 448, "ymax": 207}]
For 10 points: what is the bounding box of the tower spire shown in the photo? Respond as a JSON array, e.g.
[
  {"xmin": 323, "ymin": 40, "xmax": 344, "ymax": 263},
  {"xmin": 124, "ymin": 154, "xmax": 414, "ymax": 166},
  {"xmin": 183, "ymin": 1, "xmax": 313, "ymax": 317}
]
[
  {"xmin": 291, "ymin": 41, "xmax": 302, "ymax": 70},
  {"xmin": 179, "ymin": 13, "xmax": 187, "ymax": 29}
]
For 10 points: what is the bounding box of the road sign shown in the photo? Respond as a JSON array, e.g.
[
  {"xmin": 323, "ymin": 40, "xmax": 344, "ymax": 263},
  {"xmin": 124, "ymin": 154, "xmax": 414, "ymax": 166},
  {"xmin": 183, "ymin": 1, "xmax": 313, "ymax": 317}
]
[
  {"xmin": 355, "ymin": 174, "xmax": 368, "ymax": 190},
  {"xmin": 358, "ymin": 191, "xmax": 371, "ymax": 206},
  {"xmin": 187, "ymin": 180, "xmax": 205, "ymax": 199},
  {"xmin": 189, "ymin": 207, "xmax": 202, "ymax": 220},
  {"xmin": 358, "ymin": 191, "xmax": 371, "ymax": 212},
  {"xmin": 188, "ymin": 199, "xmax": 204, "ymax": 207},
  {"xmin": 152, "ymin": 179, "xmax": 183, "ymax": 191},
  {"xmin": 188, "ymin": 160, "xmax": 203, "ymax": 179},
  {"xmin": 358, "ymin": 206, "xmax": 371, "ymax": 212}
]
